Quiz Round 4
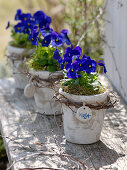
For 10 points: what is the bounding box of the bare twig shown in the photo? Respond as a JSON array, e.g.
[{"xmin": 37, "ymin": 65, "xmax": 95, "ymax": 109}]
[
  {"xmin": 55, "ymin": 91, "xmax": 118, "ymax": 110},
  {"xmin": 77, "ymin": 8, "xmax": 104, "ymax": 46}
]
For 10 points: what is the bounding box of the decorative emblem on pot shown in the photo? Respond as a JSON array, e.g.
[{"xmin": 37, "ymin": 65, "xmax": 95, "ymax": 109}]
[{"xmin": 76, "ymin": 106, "xmax": 92, "ymax": 123}]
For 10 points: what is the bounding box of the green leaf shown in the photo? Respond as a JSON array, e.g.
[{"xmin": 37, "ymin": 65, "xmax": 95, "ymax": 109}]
[
  {"xmin": 39, "ymin": 58, "xmax": 48, "ymax": 66},
  {"xmin": 47, "ymin": 65, "xmax": 57, "ymax": 72},
  {"xmin": 26, "ymin": 43, "xmax": 62, "ymax": 72}
]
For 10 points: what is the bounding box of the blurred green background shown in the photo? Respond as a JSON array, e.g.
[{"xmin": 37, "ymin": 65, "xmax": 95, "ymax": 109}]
[
  {"xmin": 0, "ymin": 0, "xmax": 104, "ymax": 78},
  {"xmin": 0, "ymin": 0, "xmax": 104, "ymax": 168}
]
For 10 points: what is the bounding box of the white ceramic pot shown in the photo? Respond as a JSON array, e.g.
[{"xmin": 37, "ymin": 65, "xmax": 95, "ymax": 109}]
[
  {"xmin": 8, "ymin": 45, "xmax": 34, "ymax": 89},
  {"xmin": 24, "ymin": 70, "xmax": 63, "ymax": 115},
  {"xmin": 59, "ymin": 88, "xmax": 108, "ymax": 144}
]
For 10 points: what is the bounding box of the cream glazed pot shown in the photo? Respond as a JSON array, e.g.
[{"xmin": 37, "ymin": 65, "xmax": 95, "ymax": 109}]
[
  {"xmin": 8, "ymin": 45, "xmax": 34, "ymax": 89},
  {"xmin": 24, "ymin": 70, "xmax": 63, "ymax": 115},
  {"xmin": 59, "ymin": 88, "xmax": 108, "ymax": 144}
]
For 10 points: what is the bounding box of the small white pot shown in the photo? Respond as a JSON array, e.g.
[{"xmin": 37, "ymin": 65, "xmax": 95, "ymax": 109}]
[
  {"xmin": 8, "ymin": 45, "xmax": 34, "ymax": 89},
  {"xmin": 59, "ymin": 88, "xmax": 108, "ymax": 144},
  {"xmin": 24, "ymin": 70, "xmax": 63, "ymax": 115}
]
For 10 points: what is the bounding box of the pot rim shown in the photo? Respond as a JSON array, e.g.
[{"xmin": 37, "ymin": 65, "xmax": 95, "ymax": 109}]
[
  {"xmin": 30, "ymin": 69, "xmax": 63, "ymax": 75},
  {"xmin": 8, "ymin": 45, "xmax": 35, "ymax": 57},
  {"xmin": 29, "ymin": 69, "xmax": 63, "ymax": 80},
  {"xmin": 8, "ymin": 44, "xmax": 34, "ymax": 50},
  {"xmin": 59, "ymin": 87, "xmax": 108, "ymax": 97},
  {"xmin": 59, "ymin": 87, "xmax": 108, "ymax": 103}
]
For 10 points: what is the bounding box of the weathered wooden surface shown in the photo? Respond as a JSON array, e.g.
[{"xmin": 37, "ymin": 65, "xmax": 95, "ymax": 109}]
[
  {"xmin": 105, "ymin": 0, "xmax": 127, "ymax": 103},
  {"xmin": 0, "ymin": 77, "xmax": 127, "ymax": 170}
]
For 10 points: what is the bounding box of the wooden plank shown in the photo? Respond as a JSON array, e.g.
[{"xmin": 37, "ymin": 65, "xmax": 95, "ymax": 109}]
[
  {"xmin": 105, "ymin": 0, "xmax": 127, "ymax": 103},
  {"xmin": 0, "ymin": 77, "xmax": 127, "ymax": 170}
]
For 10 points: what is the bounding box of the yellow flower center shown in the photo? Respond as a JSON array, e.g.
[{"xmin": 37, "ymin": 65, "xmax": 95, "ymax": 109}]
[
  {"xmin": 69, "ymin": 53, "xmax": 70, "ymax": 56},
  {"xmin": 25, "ymin": 29, "xmax": 27, "ymax": 32},
  {"xmin": 17, "ymin": 27, "xmax": 20, "ymax": 30},
  {"xmin": 32, "ymin": 38, "xmax": 34, "ymax": 40},
  {"xmin": 56, "ymin": 39, "xmax": 59, "ymax": 42},
  {"xmin": 45, "ymin": 40, "xmax": 47, "ymax": 43},
  {"xmin": 27, "ymin": 23, "xmax": 30, "ymax": 26},
  {"xmin": 89, "ymin": 65, "xmax": 91, "ymax": 68},
  {"xmin": 71, "ymin": 69, "xmax": 74, "ymax": 72},
  {"xmin": 24, "ymin": 18, "xmax": 27, "ymax": 21},
  {"xmin": 80, "ymin": 64, "xmax": 81, "ymax": 66},
  {"xmin": 42, "ymin": 26, "xmax": 45, "ymax": 28}
]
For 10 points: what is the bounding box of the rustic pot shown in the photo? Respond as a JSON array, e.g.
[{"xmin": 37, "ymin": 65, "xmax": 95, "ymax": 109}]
[
  {"xmin": 24, "ymin": 70, "xmax": 63, "ymax": 115},
  {"xmin": 8, "ymin": 45, "xmax": 34, "ymax": 89},
  {"xmin": 59, "ymin": 88, "xmax": 108, "ymax": 144}
]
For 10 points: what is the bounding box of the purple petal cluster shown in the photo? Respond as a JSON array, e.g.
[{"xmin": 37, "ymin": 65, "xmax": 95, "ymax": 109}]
[
  {"xmin": 29, "ymin": 26, "xmax": 39, "ymax": 46},
  {"xmin": 41, "ymin": 29, "xmax": 71, "ymax": 48},
  {"xmin": 53, "ymin": 45, "xmax": 107, "ymax": 79},
  {"xmin": 13, "ymin": 9, "xmax": 36, "ymax": 35},
  {"xmin": 7, "ymin": 9, "xmax": 72, "ymax": 47},
  {"xmin": 51, "ymin": 32, "xmax": 63, "ymax": 47},
  {"xmin": 33, "ymin": 10, "xmax": 51, "ymax": 29},
  {"xmin": 61, "ymin": 29, "xmax": 71, "ymax": 45},
  {"xmin": 6, "ymin": 9, "xmax": 53, "ymax": 46}
]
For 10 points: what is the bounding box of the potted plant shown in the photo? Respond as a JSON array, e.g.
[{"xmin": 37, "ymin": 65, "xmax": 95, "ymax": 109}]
[
  {"xmin": 53, "ymin": 44, "xmax": 109, "ymax": 144},
  {"xmin": 6, "ymin": 9, "xmax": 52, "ymax": 89},
  {"xmin": 24, "ymin": 14, "xmax": 71, "ymax": 115}
]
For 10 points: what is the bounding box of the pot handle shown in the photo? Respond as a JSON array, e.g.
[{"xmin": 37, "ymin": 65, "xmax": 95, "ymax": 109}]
[{"xmin": 24, "ymin": 77, "xmax": 35, "ymax": 98}]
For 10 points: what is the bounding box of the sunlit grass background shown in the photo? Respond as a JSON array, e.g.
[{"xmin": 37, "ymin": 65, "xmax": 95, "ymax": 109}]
[
  {"xmin": 0, "ymin": 0, "xmax": 67, "ymax": 78},
  {"xmin": 0, "ymin": 0, "xmax": 104, "ymax": 78}
]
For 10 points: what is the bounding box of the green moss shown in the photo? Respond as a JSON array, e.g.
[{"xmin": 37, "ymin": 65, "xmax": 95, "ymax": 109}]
[
  {"xmin": 61, "ymin": 72, "xmax": 106, "ymax": 95},
  {"xmin": 9, "ymin": 30, "xmax": 33, "ymax": 49},
  {"xmin": 26, "ymin": 44, "xmax": 60, "ymax": 72},
  {"xmin": 62, "ymin": 83, "xmax": 105, "ymax": 95}
]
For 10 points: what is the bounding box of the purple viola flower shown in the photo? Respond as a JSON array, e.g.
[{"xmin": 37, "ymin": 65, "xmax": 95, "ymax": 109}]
[
  {"xmin": 64, "ymin": 47, "xmax": 73, "ymax": 57},
  {"xmin": 97, "ymin": 60, "xmax": 107, "ymax": 73},
  {"xmin": 14, "ymin": 23, "xmax": 24, "ymax": 33},
  {"xmin": 6, "ymin": 21, "xmax": 10, "ymax": 29},
  {"xmin": 29, "ymin": 29, "xmax": 39, "ymax": 46},
  {"xmin": 58, "ymin": 57, "xmax": 64, "ymax": 65},
  {"xmin": 65, "ymin": 63, "xmax": 71, "ymax": 70},
  {"xmin": 22, "ymin": 27, "xmax": 30, "ymax": 34},
  {"xmin": 67, "ymin": 66, "xmax": 78, "ymax": 79},
  {"xmin": 40, "ymin": 27, "xmax": 53, "ymax": 37},
  {"xmin": 60, "ymin": 64, "xmax": 64, "ymax": 70},
  {"xmin": 39, "ymin": 15, "xmax": 51, "ymax": 29},
  {"xmin": 19, "ymin": 13, "xmax": 32, "ymax": 22},
  {"xmin": 53, "ymin": 49, "xmax": 64, "ymax": 68},
  {"xmin": 63, "ymin": 46, "xmax": 82, "ymax": 63},
  {"xmin": 15, "ymin": 9, "xmax": 22, "ymax": 20},
  {"xmin": 73, "ymin": 46, "xmax": 82, "ymax": 56},
  {"xmin": 84, "ymin": 59, "xmax": 97, "ymax": 74},
  {"xmin": 74, "ymin": 58, "xmax": 84, "ymax": 72},
  {"xmin": 61, "ymin": 29, "xmax": 71, "ymax": 45},
  {"xmin": 53, "ymin": 49, "xmax": 61, "ymax": 60},
  {"xmin": 33, "ymin": 11, "xmax": 46, "ymax": 23},
  {"xmin": 23, "ymin": 19, "xmax": 35, "ymax": 29},
  {"xmin": 42, "ymin": 34, "xmax": 51, "ymax": 47},
  {"xmin": 82, "ymin": 54, "xmax": 91, "ymax": 60},
  {"xmin": 32, "ymin": 25, "xmax": 38, "ymax": 31},
  {"xmin": 33, "ymin": 10, "xmax": 51, "ymax": 28},
  {"xmin": 65, "ymin": 60, "xmax": 79, "ymax": 71},
  {"xmin": 77, "ymin": 55, "xmax": 91, "ymax": 71},
  {"xmin": 33, "ymin": 11, "xmax": 45, "ymax": 19},
  {"xmin": 51, "ymin": 31, "xmax": 63, "ymax": 47}
]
